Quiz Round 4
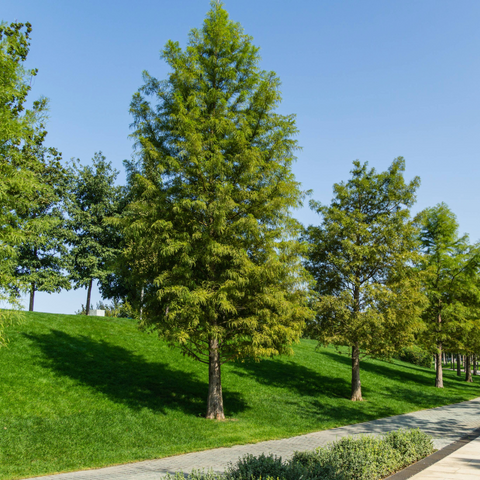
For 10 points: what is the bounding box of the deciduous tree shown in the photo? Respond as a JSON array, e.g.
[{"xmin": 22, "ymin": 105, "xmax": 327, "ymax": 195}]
[
  {"xmin": 122, "ymin": 1, "xmax": 312, "ymax": 419},
  {"xmin": 416, "ymin": 203, "xmax": 480, "ymax": 387},
  {"xmin": 67, "ymin": 153, "xmax": 122, "ymax": 315},
  {"xmin": 14, "ymin": 144, "xmax": 71, "ymax": 311},
  {"xmin": 305, "ymin": 159, "xmax": 425, "ymax": 401}
]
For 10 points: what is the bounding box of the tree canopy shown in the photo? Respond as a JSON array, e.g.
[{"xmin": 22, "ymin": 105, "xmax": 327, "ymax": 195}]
[
  {"xmin": 67, "ymin": 153, "xmax": 122, "ymax": 315},
  {"xmin": 304, "ymin": 158, "xmax": 425, "ymax": 401},
  {"xmin": 416, "ymin": 203, "xmax": 480, "ymax": 387},
  {"xmin": 122, "ymin": 1, "xmax": 312, "ymax": 419}
]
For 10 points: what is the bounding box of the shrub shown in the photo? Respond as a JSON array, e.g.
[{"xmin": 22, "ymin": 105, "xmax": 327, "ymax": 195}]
[
  {"xmin": 168, "ymin": 429, "xmax": 434, "ymax": 480},
  {"xmin": 397, "ymin": 345, "xmax": 432, "ymax": 368}
]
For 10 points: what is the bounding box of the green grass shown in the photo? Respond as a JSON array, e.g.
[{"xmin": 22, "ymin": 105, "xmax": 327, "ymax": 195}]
[{"xmin": 0, "ymin": 312, "xmax": 479, "ymax": 480}]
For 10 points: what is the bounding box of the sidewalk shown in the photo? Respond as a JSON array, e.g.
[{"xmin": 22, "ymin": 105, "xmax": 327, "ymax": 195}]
[
  {"xmin": 27, "ymin": 397, "xmax": 480, "ymax": 480},
  {"xmin": 410, "ymin": 435, "xmax": 480, "ymax": 479}
]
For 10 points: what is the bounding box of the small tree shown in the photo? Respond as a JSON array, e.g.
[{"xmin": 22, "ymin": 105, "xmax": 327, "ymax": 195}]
[
  {"xmin": 416, "ymin": 203, "xmax": 480, "ymax": 387},
  {"xmin": 67, "ymin": 153, "xmax": 122, "ymax": 315},
  {"xmin": 123, "ymin": 1, "xmax": 312, "ymax": 419},
  {"xmin": 305, "ymin": 159, "xmax": 425, "ymax": 401},
  {"xmin": 14, "ymin": 144, "xmax": 71, "ymax": 310}
]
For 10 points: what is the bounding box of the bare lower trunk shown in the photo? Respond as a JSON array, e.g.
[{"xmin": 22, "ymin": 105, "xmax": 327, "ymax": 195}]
[
  {"xmin": 206, "ymin": 338, "xmax": 225, "ymax": 419},
  {"xmin": 29, "ymin": 283, "xmax": 36, "ymax": 312},
  {"xmin": 139, "ymin": 286, "xmax": 145, "ymax": 320},
  {"xmin": 85, "ymin": 279, "xmax": 93, "ymax": 316},
  {"xmin": 435, "ymin": 342, "xmax": 443, "ymax": 388},
  {"xmin": 465, "ymin": 356, "xmax": 473, "ymax": 382},
  {"xmin": 474, "ymin": 355, "xmax": 477, "ymax": 376},
  {"xmin": 351, "ymin": 344, "xmax": 363, "ymax": 401},
  {"xmin": 457, "ymin": 354, "xmax": 462, "ymax": 376}
]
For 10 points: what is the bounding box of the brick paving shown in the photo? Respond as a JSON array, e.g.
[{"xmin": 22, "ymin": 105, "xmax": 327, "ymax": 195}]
[{"xmin": 26, "ymin": 397, "xmax": 480, "ymax": 480}]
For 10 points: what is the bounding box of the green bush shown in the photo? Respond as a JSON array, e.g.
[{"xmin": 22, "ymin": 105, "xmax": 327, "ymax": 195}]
[
  {"xmin": 397, "ymin": 345, "xmax": 432, "ymax": 368},
  {"xmin": 166, "ymin": 429, "xmax": 434, "ymax": 480}
]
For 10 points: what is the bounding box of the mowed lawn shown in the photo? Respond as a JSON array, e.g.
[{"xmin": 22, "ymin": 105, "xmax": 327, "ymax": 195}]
[{"xmin": 1, "ymin": 312, "xmax": 479, "ymax": 479}]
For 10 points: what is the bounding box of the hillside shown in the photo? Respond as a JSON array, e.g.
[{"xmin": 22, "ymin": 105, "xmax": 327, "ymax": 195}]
[{"xmin": 0, "ymin": 311, "xmax": 478, "ymax": 479}]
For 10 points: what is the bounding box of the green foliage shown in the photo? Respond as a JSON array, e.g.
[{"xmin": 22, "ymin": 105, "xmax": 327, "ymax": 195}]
[
  {"xmin": 67, "ymin": 153, "xmax": 122, "ymax": 311},
  {"xmin": 397, "ymin": 345, "xmax": 432, "ymax": 368},
  {"xmin": 416, "ymin": 204, "xmax": 480, "ymax": 372},
  {"xmin": 2, "ymin": 311, "xmax": 477, "ymax": 479},
  {"xmin": 304, "ymin": 158, "xmax": 426, "ymax": 399},
  {"xmin": 123, "ymin": 1, "xmax": 312, "ymax": 415},
  {"xmin": 13, "ymin": 144, "xmax": 71, "ymax": 309},
  {"xmin": 0, "ymin": 21, "xmax": 54, "ymax": 332},
  {"xmin": 167, "ymin": 430, "xmax": 433, "ymax": 480}
]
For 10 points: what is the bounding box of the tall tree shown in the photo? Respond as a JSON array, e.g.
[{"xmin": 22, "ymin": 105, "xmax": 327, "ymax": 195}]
[
  {"xmin": 0, "ymin": 21, "xmax": 51, "ymax": 343},
  {"xmin": 0, "ymin": 21, "xmax": 48, "ymax": 300},
  {"xmin": 67, "ymin": 153, "xmax": 122, "ymax": 315},
  {"xmin": 122, "ymin": 1, "xmax": 312, "ymax": 419},
  {"xmin": 416, "ymin": 203, "xmax": 480, "ymax": 387},
  {"xmin": 14, "ymin": 144, "xmax": 71, "ymax": 311},
  {"xmin": 304, "ymin": 159, "xmax": 425, "ymax": 401}
]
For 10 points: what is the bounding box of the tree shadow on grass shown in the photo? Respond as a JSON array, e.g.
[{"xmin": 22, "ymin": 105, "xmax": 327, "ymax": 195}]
[
  {"xmin": 25, "ymin": 330, "xmax": 247, "ymax": 417},
  {"xmin": 232, "ymin": 356, "xmax": 352, "ymax": 400}
]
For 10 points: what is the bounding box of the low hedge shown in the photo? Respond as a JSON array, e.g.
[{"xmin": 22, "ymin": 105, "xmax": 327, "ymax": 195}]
[{"xmin": 165, "ymin": 428, "xmax": 434, "ymax": 480}]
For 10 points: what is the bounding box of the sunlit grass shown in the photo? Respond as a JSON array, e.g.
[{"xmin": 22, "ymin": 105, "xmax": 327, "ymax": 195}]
[{"xmin": 0, "ymin": 311, "xmax": 478, "ymax": 479}]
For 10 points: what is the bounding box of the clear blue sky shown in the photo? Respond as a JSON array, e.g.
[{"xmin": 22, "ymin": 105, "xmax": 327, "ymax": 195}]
[{"xmin": 4, "ymin": 0, "xmax": 480, "ymax": 314}]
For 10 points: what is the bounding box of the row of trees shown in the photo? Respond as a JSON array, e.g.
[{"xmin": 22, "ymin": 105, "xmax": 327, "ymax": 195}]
[
  {"xmin": 0, "ymin": 21, "xmax": 122, "ymax": 317},
  {"xmin": 2, "ymin": 3, "xmax": 479, "ymax": 420}
]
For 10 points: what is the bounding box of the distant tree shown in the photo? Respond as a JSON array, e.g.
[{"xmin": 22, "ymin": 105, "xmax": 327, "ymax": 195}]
[
  {"xmin": 304, "ymin": 159, "xmax": 425, "ymax": 401},
  {"xmin": 416, "ymin": 203, "xmax": 480, "ymax": 387},
  {"xmin": 67, "ymin": 153, "xmax": 122, "ymax": 316},
  {"xmin": 121, "ymin": 2, "xmax": 312, "ymax": 419},
  {"xmin": 14, "ymin": 144, "xmax": 71, "ymax": 311}
]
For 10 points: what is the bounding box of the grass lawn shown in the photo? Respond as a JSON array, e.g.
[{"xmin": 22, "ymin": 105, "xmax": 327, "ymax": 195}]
[{"xmin": 1, "ymin": 311, "xmax": 479, "ymax": 479}]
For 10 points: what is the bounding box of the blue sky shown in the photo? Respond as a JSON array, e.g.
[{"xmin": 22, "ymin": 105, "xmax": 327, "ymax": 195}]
[{"xmin": 4, "ymin": 0, "xmax": 480, "ymax": 314}]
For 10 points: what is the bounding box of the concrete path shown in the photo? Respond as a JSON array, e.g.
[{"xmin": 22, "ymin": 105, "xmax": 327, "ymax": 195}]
[
  {"xmin": 409, "ymin": 435, "xmax": 480, "ymax": 479},
  {"xmin": 27, "ymin": 397, "xmax": 480, "ymax": 480}
]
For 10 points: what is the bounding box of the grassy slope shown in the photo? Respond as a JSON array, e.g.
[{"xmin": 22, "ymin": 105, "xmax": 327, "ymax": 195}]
[{"xmin": 0, "ymin": 312, "xmax": 478, "ymax": 480}]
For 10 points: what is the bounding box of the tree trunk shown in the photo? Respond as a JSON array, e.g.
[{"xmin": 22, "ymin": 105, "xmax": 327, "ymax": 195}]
[
  {"xmin": 206, "ymin": 337, "xmax": 225, "ymax": 419},
  {"xmin": 474, "ymin": 355, "xmax": 477, "ymax": 376},
  {"xmin": 351, "ymin": 344, "xmax": 363, "ymax": 401},
  {"xmin": 85, "ymin": 279, "xmax": 93, "ymax": 316},
  {"xmin": 139, "ymin": 286, "xmax": 144, "ymax": 320},
  {"xmin": 457, "ymin": 354, "xmax": 462, "ymax": 376},
  {"xmin": 29, "ymin": 283, "xmax": 36, "ymax": 312},
  {"xmin": 465, "ymin": 356, "xmax": 473, "ymax": 382},
  {"xmin": 435, "ymin": 342, "xmax": 443, "ymax": 388}
]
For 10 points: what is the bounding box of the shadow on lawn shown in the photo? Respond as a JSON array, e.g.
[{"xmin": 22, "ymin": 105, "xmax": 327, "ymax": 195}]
[
  {"xmin": 233, "ymin": 356, "xmax": 352, "ymax": 400},
  {"xmin": 25, "ymin": 330, "xmax": 247, "ymax": 416}
]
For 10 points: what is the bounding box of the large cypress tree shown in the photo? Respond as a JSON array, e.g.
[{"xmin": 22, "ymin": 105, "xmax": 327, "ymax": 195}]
[{"xmin": 124, "ymin": 1, "xmax": 311, "ymax": 419}]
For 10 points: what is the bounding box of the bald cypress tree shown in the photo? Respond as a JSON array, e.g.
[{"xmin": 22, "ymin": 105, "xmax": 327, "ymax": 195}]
[
  {"xmin": 124, "ymin": 1, "xmax": 311, "ymax": 419},
  {"xmin": 305, "ymin": 159, "xmax": 425, "ymax": 401}
]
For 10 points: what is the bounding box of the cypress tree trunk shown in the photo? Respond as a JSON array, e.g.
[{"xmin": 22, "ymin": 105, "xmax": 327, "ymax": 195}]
[
  {"xmin": 435, "ymin": 342, "xmax": 443, "ymax": 388},
  {"xmin": 351, "ymin": 344, "xmax": 363, "ymax": 401},
  {"xmin": 85, "ymin": 279, "xmax": 93, "ymax": 316},
  {"xmin": 206, "ymin": 337, "xmax": 225, "ymax": 419},
  {"xmin": 29, "ymin": 283, "xmax": 36, "ymax": 312},
  {"xmin": 457, "ymin": 354, "xmax": 462, "ymax": 376},
  {"xmin": 465, "ymin": 356, "xmax": 473, "ymax": 382}
]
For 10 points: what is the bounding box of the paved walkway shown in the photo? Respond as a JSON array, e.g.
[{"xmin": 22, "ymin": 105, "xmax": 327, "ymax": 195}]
[
  {"xmin": 28, "ymin": 397, "xmax": 480, "ymax": 480},
  {"xmin": 410, "ymin": 435, "xmax": 480, "ymax": 479}
]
